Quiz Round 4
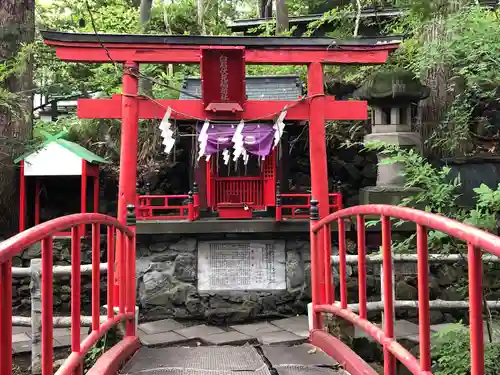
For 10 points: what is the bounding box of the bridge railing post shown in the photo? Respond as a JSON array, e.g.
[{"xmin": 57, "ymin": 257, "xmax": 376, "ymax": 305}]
[
  {"xmin": 308, "ymin": 199, "xmax": 322, "ymax": 330},
  {"xmin": 126, "ymin": 204, "xmax": 138, "ymax": 336},
  {"xmin": 30, "ymin": 259, "xmax": 42, "ymax": 375}
]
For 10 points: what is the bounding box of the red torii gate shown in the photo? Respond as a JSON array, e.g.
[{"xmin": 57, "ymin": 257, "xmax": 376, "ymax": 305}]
[{"xmin": 41, "ymin": 30, "xmax": 399, "ymax": 230}]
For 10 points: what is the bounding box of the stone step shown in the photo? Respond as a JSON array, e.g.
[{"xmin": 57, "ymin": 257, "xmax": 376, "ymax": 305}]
[{"xmin": 136, "ymin": 316, "xmax": 309, "ymax": 347}]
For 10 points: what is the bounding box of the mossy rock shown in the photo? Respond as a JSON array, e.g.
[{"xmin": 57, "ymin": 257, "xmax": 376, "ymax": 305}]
[{"xmin": 354, "ymin": 69, "xmax": 430, "ymax": 105}]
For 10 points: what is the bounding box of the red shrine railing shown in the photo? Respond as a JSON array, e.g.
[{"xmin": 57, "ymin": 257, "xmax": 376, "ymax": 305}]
[
  {"xmin": 277, "ymin": 193, "xmax": 342, "ymax": 219},
  {"xmin": 136, "ymin": 194, "xmax": 200, "ymax": 221},
  {"xmin": 136, "ymin": 189, "xmax": 343, "ymax": 221},
  {"xmin": 308, "ymin": 202, "xmax": 499, "ymax": 375},
  {"xmin": 0, "ymin": 207, "xmax": 139, "ymax": 375}
]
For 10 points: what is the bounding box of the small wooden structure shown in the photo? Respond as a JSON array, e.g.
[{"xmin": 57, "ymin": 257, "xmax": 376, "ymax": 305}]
[{"xmin": 15, "ymin": 131, "xmax": 109, "ymax": 235}]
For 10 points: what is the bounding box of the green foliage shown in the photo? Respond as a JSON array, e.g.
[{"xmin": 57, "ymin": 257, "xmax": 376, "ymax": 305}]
[
  {"xmin": 84, "ymin": 329, "xmax": 118, "ymax": 371},
  {"xmin": 431, "ymin": 322, "xmax": 500, "ymax": 375},
  {"xmin": 363, "ymin": 140, "xmax": 500, "ymax": 252}
]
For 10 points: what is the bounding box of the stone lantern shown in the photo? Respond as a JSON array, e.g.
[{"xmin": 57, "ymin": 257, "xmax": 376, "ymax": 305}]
[{"xmin": 354, "ymin": 70, "xmax": 430, "ymax": 206}]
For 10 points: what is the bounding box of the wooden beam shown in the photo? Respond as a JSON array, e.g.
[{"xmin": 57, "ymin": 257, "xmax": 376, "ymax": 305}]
[
  {"xmin": 52, "ymin": 45, "xmax": 391, "ymax": 64},
  {"xmin": 77, "ymin": 96, "xmax": 368, "ymax": 121}
]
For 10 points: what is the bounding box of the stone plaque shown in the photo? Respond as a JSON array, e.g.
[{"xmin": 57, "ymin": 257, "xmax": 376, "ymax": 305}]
[{"xmin": 198, "ymin": 240, "xmax": 286, "ymax": 291}]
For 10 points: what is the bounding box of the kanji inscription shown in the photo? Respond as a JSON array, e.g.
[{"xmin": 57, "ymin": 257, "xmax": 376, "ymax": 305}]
[{"xmin": 197, "ymin": 240, "xmax": 286, "ymax": 291}]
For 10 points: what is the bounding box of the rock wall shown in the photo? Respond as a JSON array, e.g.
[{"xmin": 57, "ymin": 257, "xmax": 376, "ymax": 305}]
[
  {"xmin": 12, "ymin": 234, "xmax": 500, "ymax": 327},
  {"xmin": 12, "ymin": 238, "xmax": 107, "ymax": 315},
  {"xmin": 136, "ymin": 234, "xmax": 314, "ymax": 324}
]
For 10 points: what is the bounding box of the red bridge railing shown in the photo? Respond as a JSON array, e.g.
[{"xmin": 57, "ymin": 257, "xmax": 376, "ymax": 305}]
[
  {"xmin": 308, "ymin": 202, "xmax": 500, "ymax": 375},
  {"xmin": 0, "ymin": 206, "xmax": 139, "ymax": 375}
]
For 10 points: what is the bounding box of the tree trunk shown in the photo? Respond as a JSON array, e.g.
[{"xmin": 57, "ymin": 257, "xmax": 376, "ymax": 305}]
[
  {"xmin": 197, "ymin": 0, "xmax": 206, "ymax": 34},
  {"xmin": 139, "ymin": 0, "xmax": 154, "ymax": 96},
  {"xmin": 260, "ymin": 0, "xmax": 273, "ymax": 19},
  {"xmin": 417, "ymin": 0, "xmax": 470, "ymax": 158},
  {"xmin": 0, "ymin": 0, "xmax": 35, "ymax": 233},
  {"xmin": 275, "ymin": 0, "xmax": 289, "ymax": 34}
]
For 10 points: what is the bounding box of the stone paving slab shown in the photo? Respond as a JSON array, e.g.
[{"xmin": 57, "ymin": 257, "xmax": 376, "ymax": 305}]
[
  {"xmin": 12, "ymin": 326, "xmax": 31, "ymax": 335},
  {"xmin": 12, "ymin": 325, "xmax": 89, "ymax": 354},
  {"xmin": 202, "ymin": 331, "xmax": 255, "ymax": 345},
  {"xmin": 139, "ymin": 331, "xmax": 190, "ymax": 346},
  {"xmin": 262, "ymin": 344, "xmax": 338, "ymax": 367},
  {"xmin": 272, "ymin": 316, "xmax": 309, "ymax": 338},
  {"xmin": 231, "ymin": 322, "xmax": 282, "ymax": 336},
  {"xmin": 12, "ymin": 340, "xmax": 33, "ymax": 354},
  {"xmin": 258, "ymin": 331, "xmax": 305, "ymax": 346},
  {"xmin": 138, "ymin": 319, "xmax": 186, "ymax": 335},
  {"xmin": 174, "ymin": 324, "xmax": 225, "ymax": 339},
  {"xmin": 54, "ymin": 333, "xmax": 90, "ymax": 348},
  {"xmin": 12, "ymin": 333, "xmax": 30, "ymax": 343}
]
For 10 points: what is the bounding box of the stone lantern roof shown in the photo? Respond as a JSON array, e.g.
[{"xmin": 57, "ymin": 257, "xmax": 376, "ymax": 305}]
[{"xmin": 354, "ymin": 69, "xmax": 430, "ymax": 106}]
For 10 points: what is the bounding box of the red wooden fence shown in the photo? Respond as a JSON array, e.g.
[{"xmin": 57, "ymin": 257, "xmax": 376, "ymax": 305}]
[
  {"xmin": 309, "ymin": 202, "xmax": 500, "ymax": 375},
  {"xmin": 0, "ymin": 206, "xmax": 139, "ymax": 375}
]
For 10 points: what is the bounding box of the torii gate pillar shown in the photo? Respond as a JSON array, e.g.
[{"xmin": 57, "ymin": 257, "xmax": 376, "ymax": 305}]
[
  {"xmin": 118, "ymin": 62, "xmax": 139, "ymax": 225},
  {"xmin": 308, "ymin": 62, "xmax": 329, "ymax": 301}
]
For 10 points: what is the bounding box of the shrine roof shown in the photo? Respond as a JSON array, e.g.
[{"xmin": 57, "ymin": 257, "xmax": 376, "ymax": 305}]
[
  {"xmin": 41, "ymin": 30, "xmax": 402, "ymax": 49},
  {"xmin": 15, "ymin": 137, "xmax": 109, "ymax": 165},
  {"xmin": 179, "ymin": 75, "xmax": 302, "ymax": 101}
]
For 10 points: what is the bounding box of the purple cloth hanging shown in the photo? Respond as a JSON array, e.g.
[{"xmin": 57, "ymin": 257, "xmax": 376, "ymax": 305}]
[{"xmin": 197, "ymin": 123, "xmax": 274, "ymax": 157}]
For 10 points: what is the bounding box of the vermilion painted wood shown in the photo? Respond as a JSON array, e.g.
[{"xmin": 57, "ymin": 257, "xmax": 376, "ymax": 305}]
[
  {"xmin": 311, "ymin": 204, "xmax": 499, "ymax": 375},
  {"xmin": 85, "ymin": 337, "xmax": 140, "ymax": 375},
  {"xmin": 468, "ymin": 243, "xmax": 485, "ymax": 375},
  {"xmin": 107, "ymin": 226, "xmax": 115, "ymax": 319},
  {"xmin": 45, "ymin": 43, "xmax": 393, "ymax": 64},
  {"xmin": 337, "ymin": 217, "xmax": 347, "ymax": 309},
  {"xmin": 126, "ymin": 231, "xmax": 137, "ymax": 336},
  {"xmin": 0, "ymin": 214, "xmax": 136, "ymax": 375},
  {"xmin": 322, "ymin": 224, "xmax": 333, "ymax": 305},
  {"xmin": 309, "ymin": 215, "xmax": 322, "ymax": 330},
  {"xmin": 381, "ymin": 215, "xmax": 396, "ymax": 375},
  {"xmin": 0, "ymin": 261, "xmax": 13, "ymax": 375},
  {"xmin": 416, "ymin": 225, "xmax": 431, "ymax": 373},
  {"xmin": 70, "ymin": 226, "xmax": 83, "ymax": 375},
  {"xmin": 41, "ymin": 237, "xmax": 54, "ymax": 375},
  {"xmin": 92, "ymin": 224, "xmax": 101, "ymax": 331},
  {"xmin": 312, "ymin": 205, "xmax": 500, "ymax": 255},
  {"xmin": 55, "ymin": 313, "xmax": 135, "ymax": 375},
  {"xmin": 19, "ymin": 161, "xmax": 26, "ymax": 232},
  {"xmin": 0, "ymin": 214, "xmax": 133, "ymax": 263},
  {"xmin": 314, "ymin": 303, "xmax": 428, "ymax": 375},
  {"xmin": 356, "ymin": 215, "xmax": 367, "ymax": 320},
  {"xmin": 115, "ymin": 62, "xmax": 139, "ymax": 312},
  {"xmin": 76, "ymin": 96, "xmax": 369, "ymax": 121},
  {"xmin": 309, "ymin": 330, "xmax": 378, "ymax": 375},
  {"xmin": 307, "ymin": 63, "xmax": 331, "ymax": 301},
  {"xmin": 117, "ymin": 62, "xmax": 139, "ymax": 226}
]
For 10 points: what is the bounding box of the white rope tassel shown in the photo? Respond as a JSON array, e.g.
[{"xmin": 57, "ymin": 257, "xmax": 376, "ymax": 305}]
[
  {"xmin": 232, "ymin": 120, "xmax": 245, "ymax": 162},
  {"xmin": 197, "ymin": 120, "xmax": 210, "ymax": 161},
  {"xmin": 273, "ymin": 109, "xmax": 287, "ymax": 149},
  {"xmin": 159, "ymin": 107, "xmax": 175, "ymax": 154}
]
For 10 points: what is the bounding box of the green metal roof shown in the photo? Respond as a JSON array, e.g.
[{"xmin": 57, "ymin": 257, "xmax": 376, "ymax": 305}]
[{"xmin": 15, "ymin": 131, "xmax": 110, "ymax": 164}]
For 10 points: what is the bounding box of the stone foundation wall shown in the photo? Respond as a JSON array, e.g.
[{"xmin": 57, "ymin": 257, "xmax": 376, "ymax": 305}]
[
  {"xmin": 12, "ymin": 238, "xmax": 107, "ymax": 315},
  {"xmin": 11, "ymin": 234, "xmax": 500, "ymax": 326},
  {"xmin": 136, "ymin": 234, "xmax": 314, "ymax": 324}
]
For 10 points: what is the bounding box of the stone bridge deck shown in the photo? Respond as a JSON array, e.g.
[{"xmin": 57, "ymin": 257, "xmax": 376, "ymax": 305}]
[{"xmin": 120, "ymin": 344, "xmax": 347, "ymax": 375}]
